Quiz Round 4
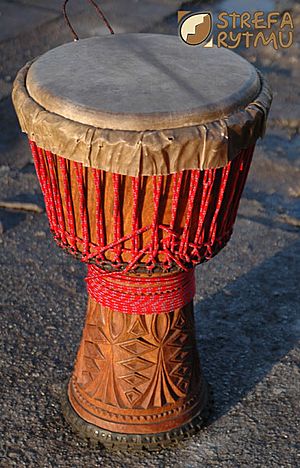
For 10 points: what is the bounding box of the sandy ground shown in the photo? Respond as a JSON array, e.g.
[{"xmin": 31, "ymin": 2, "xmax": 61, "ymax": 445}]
[{"xmin": 0, "ymin": 0, "xmax": 299, "ymax": 466}]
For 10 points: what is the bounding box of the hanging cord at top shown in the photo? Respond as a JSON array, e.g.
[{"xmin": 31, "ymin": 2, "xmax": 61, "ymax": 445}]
[{"xmin": 63, "ymin": 0, "xmax": 114, "ymax": 41}]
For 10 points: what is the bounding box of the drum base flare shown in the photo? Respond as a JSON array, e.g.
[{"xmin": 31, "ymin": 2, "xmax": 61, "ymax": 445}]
[
  {"xmin": 63, "ymin": 297, "xmax": 212, "ymax": 447},
  {"xmin": 61, "ymin": 382, "xmax": 213, "ymax": 450}
]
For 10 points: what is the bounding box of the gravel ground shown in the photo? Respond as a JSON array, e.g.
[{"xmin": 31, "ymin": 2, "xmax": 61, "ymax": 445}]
[{"xmin": 0, "ymin": 0, "xmax": 299, "ymax": 467}]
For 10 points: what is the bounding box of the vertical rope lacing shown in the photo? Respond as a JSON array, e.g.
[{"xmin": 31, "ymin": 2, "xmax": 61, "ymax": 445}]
[{"xmin": 29, "ymin": 140, "xmax": 254, "ymax": 272}]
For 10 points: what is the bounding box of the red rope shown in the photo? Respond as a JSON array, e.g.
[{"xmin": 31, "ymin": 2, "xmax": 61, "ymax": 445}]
[
  {"xmin": 74, "ymin": 162, "xmax": 90, "ymax": 256},
  {"xmin": 179, "ymin": 170, "xmax": 200, "ymax": 259},
  {"xmin": 208, "ymin": 165, "xmax": 230, "ymax": 250},
  {"xmin": 30, "ymin": 141, "xmax": 55, "ymax": 231},
  {"xmin": 92, "ymin": 168, "xmax": 106, "ymax": 260},
  {"xmin": 169, "ymin": 171, "xmax": 183, "ymax": 253},
  {"xmin": 29, "ymin": 140, "xmax": 255, "ymax": 272},
  {"xmin": 193, "ymin": 169, "xmax": 215, "ymax": 253},
  {"xmin": 59, "ymin": 157, "xmax": 77, "ymax": 250},
  {"xmin": 131, "ymin": 177, "xmax": 140, "ymax": 256},
  {"xmin": 86, "ymin": 265, "xmax": 195, "ymax": 315},
  {"xmin": 36, "ymin": 146, "xmax": 58, "ymax": 232},
  {"xmin": 46, "ymin": 151, "xmax": 67, "ymax": 245},
  {"xmin": 149, "ymin": 175, "xmax": 163, "ymax": 269},
  {"xmin": 113, "ymin": 173, "xmax": 122, "ymax": 263}
]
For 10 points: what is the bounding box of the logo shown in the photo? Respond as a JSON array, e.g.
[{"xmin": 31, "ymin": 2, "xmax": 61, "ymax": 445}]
[
  {"xmin": 178, "ymin": 11, "xmax": 213, "ymax": 47},
  {"xmin": 178, "ymin": 10, "xmax": 294, "ymax": 49}
]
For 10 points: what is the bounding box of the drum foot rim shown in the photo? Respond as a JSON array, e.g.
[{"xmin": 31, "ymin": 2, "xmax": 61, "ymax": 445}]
[{"xmin": 61, "ymin": 383, "xmax": 213, "ymax": 450}]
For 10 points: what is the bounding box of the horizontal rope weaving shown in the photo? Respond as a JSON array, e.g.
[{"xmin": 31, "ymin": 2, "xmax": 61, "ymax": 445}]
[{"xmin": 86, "ymin": 265, "xmax": 196, "ymax": 314}]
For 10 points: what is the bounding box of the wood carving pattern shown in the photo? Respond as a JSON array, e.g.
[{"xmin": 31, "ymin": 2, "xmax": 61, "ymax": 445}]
[
  {"xmin": 69, "ymin": 296, "xmax": 207, "ymax": 433},
  {"xmin": 74, "ymin": 298, "xmax": 200, "ymax": 409}
]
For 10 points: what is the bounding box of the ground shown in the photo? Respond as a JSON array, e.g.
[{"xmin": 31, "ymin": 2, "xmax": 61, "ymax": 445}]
[{"xmin": 0, "ymin": 0, "xmax": 299, "ymax": 467}]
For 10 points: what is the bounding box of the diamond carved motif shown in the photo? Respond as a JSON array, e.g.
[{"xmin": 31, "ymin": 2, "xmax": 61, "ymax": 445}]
[
  {"xmin": 73, "ymin": 299, "xmax": 201, "ymax": 413},
  {"xmin": 125, "ymin": 389, "xmax": 142, "ymax": 405},
  {"xmin": 119, "ymin": 339, "xmax": 155, "ymax": 356},
  {"xmin": 122, "ymin": 357, "xmax": 155, "ymax": 372},
  {"xmin": 121, "ymin": 373, "xmax": 149, "ymax": 386}
]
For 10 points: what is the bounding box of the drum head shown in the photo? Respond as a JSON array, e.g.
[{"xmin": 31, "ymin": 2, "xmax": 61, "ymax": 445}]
[{"xmin": 26, "ymin": 33, "xmax": 260, "ymax": 131}]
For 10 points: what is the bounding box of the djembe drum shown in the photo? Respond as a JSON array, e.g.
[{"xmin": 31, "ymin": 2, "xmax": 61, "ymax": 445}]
[{"xmin": 13, "ymin": 32, "xmax": 271, "ymax": 448}]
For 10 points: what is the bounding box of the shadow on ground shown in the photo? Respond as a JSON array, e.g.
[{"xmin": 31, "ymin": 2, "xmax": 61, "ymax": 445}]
[{"xmin": 195, "ymin": 238, "xmax": 299, "ymax": 420}]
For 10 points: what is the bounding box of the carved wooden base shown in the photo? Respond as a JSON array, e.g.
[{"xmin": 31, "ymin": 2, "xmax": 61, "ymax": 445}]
[
  {"xmin": 65, "ymin": 296, "xmax": 211, "ymax": 446},
  {"xmin": 62, "ymin": 385, "xmax": 212, "ymax": 450}
]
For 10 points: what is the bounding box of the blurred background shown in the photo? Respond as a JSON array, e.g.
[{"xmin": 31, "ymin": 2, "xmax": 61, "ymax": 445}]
[{"xmin": 0, "ymin": 1, "xmax": 299, "ymax": 467}]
